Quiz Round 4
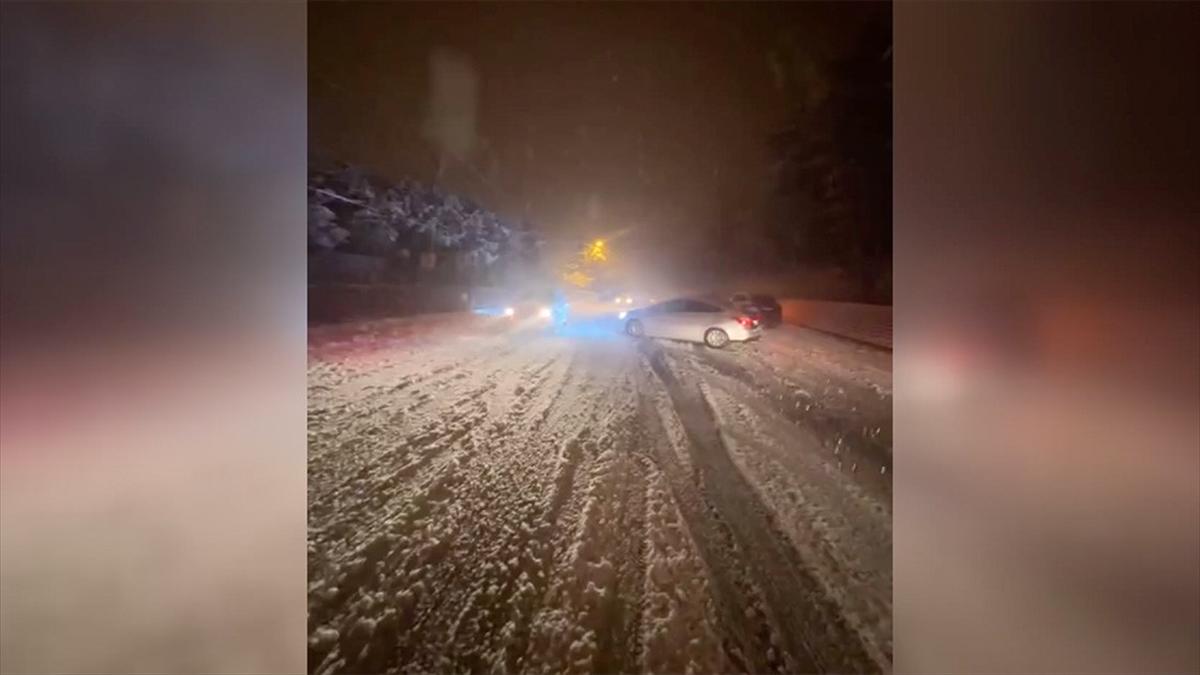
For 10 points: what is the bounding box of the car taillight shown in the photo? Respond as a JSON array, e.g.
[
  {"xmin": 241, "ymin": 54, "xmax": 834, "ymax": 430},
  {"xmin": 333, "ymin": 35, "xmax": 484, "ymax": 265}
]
[{"xmin": 737, "ymin": 316, "xmax": 757, "ymax": 328}]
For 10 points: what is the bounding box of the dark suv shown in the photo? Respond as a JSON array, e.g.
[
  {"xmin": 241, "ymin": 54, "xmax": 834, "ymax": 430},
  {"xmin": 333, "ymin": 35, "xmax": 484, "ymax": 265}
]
[{"xmin": 729, "ymin": 292, "xmax": 782, "ymax": 328}]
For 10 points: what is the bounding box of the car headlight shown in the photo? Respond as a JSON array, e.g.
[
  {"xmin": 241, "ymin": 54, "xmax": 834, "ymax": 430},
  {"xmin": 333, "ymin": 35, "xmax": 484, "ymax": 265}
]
[
  {"xmin": 618, "ymin": 311, "xmax": 627, "ymax": 319},
  {"xmin": 538, "ymin": 306, "xmax": 551, "ymax": 319},
  {"xmin": 504, "ymin": 306, "xmax": 515, "ymax": 317}
]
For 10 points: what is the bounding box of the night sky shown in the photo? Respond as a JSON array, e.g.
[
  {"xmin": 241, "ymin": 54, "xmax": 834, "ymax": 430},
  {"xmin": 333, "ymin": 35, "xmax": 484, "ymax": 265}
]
[{"xmin": 309, "ymin": 2, "xmax": 887, "ymax": 277}]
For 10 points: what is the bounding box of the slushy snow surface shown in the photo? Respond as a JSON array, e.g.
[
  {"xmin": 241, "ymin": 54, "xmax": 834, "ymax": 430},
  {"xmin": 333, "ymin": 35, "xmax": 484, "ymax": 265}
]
[{"xmin": 308, "ymin": 320, "xmax": 891, "ymax": 674}]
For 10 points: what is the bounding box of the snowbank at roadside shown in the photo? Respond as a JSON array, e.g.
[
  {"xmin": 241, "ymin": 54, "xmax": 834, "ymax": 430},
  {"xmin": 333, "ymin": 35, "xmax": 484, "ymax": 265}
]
[{"xmin": 308, "ymin": 312, "xmax": 500, "ymax": 361}]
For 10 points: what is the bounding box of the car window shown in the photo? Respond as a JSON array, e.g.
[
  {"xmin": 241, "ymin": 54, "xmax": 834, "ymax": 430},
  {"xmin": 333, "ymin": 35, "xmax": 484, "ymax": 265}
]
[
  {"xmin": 662, "ymin": 297, "xmax": 700, "ymax": 312},
  {"xmin": 751, "ymin": 294, "xmax": 777, "ymax": 304},
  {"xmin": 731, "ymin": 293, "xmax": 748, "ymax": 303},
  {"xmin": 662, "ymin": 300, "xmax": 690, "ymax": 313},
  {"xmin": 685, "ymin": 300, "xmax": 724, "ymax": 313}
]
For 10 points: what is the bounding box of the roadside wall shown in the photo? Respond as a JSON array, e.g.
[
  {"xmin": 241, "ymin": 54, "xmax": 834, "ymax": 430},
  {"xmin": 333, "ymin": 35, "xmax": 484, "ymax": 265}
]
[
  {"xmin": 778, "ymin": 299, "xmax": 893, "ymax": 350},
  {"xmin": 308, "ymin": 283, "xmax": 469, "ymax": 324}
]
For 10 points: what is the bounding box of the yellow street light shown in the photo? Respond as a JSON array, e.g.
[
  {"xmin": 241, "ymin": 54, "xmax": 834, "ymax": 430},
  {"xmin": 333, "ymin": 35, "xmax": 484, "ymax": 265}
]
[{"xmin": 585, "ymin": 238, "xmax": 608, "ymax": 263}]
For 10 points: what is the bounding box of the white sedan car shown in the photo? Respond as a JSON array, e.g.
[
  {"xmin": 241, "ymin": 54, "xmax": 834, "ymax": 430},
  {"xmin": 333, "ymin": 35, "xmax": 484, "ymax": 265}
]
[{"xmin": 622, "ymin": 298, "xmax": 762, "ymax": 348}]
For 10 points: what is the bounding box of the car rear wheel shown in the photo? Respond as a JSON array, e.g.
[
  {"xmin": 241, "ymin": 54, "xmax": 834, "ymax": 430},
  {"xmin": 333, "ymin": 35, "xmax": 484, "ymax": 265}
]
[
  {"xmin": 704, "ymin": 328, "xmax": 729, "ymax": 349},
  {"xmin": 625, "ymin": 319, "xmax": 644, "ymax": 337}
]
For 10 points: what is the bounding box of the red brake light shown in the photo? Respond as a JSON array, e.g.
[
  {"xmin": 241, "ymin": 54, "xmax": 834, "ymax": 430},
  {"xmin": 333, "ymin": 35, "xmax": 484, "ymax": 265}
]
[{"xmin": 737, "ymin": 316, "xmax": 757, "ymax": 328}]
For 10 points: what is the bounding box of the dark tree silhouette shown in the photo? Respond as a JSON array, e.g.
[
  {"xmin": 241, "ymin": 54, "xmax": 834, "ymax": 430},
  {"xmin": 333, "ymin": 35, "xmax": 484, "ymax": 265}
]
[{"xmin": 769, "ymin": 16, "xmax": 892, "ymax": 302}]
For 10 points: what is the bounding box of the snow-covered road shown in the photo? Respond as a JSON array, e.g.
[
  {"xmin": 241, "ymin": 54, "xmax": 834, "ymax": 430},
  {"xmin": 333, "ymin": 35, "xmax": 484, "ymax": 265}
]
[{"xmin": 308, "ymin": 321, "xmax": 892, "ymax": 674}]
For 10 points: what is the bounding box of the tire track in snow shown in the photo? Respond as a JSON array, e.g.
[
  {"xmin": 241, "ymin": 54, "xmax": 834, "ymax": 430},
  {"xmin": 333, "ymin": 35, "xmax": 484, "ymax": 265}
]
[
  {"xmin": 308, "ymin": 370, "xmax": 499, "ymax": 561},
  {"xmin": 517, "ymin": 361, "xmax": 646, "ymax": 674},
  {"xmin": 309, "ymin": 337, "xmax": 526, "ymax": 481},
  {"xmin": 636, "ymin": 453, "xmax": 727, "ymax": 675},
  {"xmin": 364, "ymin": 338, "xmax": 610, "ymax": 673},
  {"xmin": 640, "ymin": 340, "xmax": 879, "ymax": 674},
  {"xmin": 527, "ymin": 401, "xmax": 650, "ymax": 675},
  {"xmin": 310, "ymin": 329, "xmax": 890, "ymax": 674},
  {"xmin": 632, "ymin": 349, "xmax": 782, "ymax": 674},
  {"xmin": 687, "ymin": 360, "xmax": 891, "ymax": 516},
  {"xmin": 593, "ymin": 418, "xmax": 651, "ymax": 675},
  {"xmin": 704, "ymin": 385, "xmax": 893, "ymax": 668},
  {"xmin": 308, "ymin": 338, "xmax": 566, "ymax": 674},
  {"xmin": 387, "ymin": 342, "xmax": 580, "ymax": 673},
  {"xmin": 309, "ymin": 338, "xmax": 521, "ymax": 437},
  {"xmin": 672, "ymin": 342, "xmax": 892, "ymax": 498}
]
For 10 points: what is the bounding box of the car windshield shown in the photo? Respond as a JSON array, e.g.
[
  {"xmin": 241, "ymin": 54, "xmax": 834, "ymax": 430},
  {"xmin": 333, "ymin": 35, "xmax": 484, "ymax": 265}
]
[{"xmin": 751, "ymin": 295, "xmax": 777, "ymax": 304}]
